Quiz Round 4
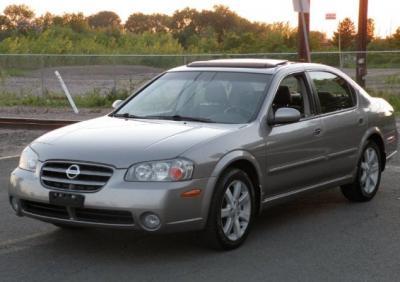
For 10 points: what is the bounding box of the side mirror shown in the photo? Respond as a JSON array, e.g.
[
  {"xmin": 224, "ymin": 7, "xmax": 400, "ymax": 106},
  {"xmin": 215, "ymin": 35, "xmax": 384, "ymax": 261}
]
[
  {"xmin": 269, "ymin": 107, "xmax": 301, "ymax": 125},
  {"xmin": 112, "ymin": 100, "xmax": 123, "ymax": 109}
]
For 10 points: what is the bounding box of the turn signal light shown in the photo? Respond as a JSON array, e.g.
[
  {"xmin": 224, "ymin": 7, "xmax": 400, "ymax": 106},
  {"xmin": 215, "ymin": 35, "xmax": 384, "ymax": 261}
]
[{"xmin": 181, "ymin": 189, "xmax": 202, "ymax": 198}]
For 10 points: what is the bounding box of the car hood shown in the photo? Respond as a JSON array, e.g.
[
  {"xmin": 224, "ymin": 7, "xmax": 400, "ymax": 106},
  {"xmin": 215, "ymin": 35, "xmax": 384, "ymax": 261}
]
[{"xmin": 31, "ymin": 116, "xmax": 238, "ymax": 168}]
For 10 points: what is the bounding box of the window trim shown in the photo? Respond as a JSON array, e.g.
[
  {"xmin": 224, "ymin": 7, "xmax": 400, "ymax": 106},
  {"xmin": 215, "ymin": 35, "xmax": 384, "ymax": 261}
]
[
  {"xmin": 268, "ymin": 71, "xmax": 317, "ymax": 126},
  {"xmin": 306, "ymin": 70, "xmax": 358, "ymax": 117}
]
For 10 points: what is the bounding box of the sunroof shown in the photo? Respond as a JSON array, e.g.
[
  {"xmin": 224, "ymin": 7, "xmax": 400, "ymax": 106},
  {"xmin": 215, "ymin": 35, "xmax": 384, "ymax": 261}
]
[{"xmin": 187, "ymin": 59, "xmax": 288, "ymax": 68}]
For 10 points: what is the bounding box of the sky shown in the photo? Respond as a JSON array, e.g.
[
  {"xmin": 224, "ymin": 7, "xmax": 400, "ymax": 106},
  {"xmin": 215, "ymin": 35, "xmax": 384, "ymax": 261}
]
[{"xmin": 0, "ymin": 0, "xmax": 399, "ymax": 37}]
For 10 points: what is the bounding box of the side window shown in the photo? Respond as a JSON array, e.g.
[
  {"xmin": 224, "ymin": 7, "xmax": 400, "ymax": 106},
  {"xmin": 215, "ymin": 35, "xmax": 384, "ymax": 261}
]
[
  {"xmin": 309, "ymin": 71, "xmax": 355, "ymax": 114},
  {"xmin": 272, "ymin": 74, "xmax": 312, "ymax": 118}
]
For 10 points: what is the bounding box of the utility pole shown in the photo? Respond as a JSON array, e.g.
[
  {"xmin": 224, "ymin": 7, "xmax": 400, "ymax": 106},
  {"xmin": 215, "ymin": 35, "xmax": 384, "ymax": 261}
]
[
  {"xmin": 299, "ymin": 11, "xmax": 311, "ymax": 62},
  {"xmin": 293, "ymin": 0, "xmax": 311, "ymax": 62},
  {"xmin": 356, "ymin": 0, "xmax": 368, "ymax": 87}
]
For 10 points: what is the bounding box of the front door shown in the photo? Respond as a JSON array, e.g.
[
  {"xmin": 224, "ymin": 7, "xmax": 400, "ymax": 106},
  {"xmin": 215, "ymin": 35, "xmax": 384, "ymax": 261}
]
[{"xmin": 264, "ymin": 73, "xmax": 327, "ymax": 198}]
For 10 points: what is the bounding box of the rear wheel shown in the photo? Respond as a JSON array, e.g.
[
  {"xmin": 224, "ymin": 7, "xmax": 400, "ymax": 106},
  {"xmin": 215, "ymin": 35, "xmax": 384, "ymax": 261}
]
[
  {"xmin": 341, "ymin": 141, "xmax": 382, "ymax": 202},
  {"xmin": 204, "ymin": 168, "xmax": 255, "ymax": 250}
]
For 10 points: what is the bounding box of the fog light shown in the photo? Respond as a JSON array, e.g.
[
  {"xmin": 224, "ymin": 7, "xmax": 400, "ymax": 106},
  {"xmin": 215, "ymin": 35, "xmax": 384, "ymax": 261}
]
[
  {"xmin": 10, "ymin": 197, "xmax": 21, "ymax": 213},
  {"xmin": 141, "ymin": 213, "xmax": 161, "ymax": 230}
]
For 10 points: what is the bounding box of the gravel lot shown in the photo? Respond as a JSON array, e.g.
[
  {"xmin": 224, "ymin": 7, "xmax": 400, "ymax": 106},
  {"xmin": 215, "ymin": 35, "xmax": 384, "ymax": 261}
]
[
  {"xmin": 0, "ymin": 129, "xmax": 47, "ymax": 157},
  {"xmin": 0, "ymin": 106, "xmax": 109, "ymax": 157},
  {"xmin": 0, "ymin": 106, "xmax": 110, "ymax": 120}
]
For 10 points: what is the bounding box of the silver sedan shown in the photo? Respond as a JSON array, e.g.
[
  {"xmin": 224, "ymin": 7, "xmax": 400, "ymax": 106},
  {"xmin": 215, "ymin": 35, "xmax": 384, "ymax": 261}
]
[{"xmin": 9, "ymin": 59, "xmax": 398, "ymax": 249}]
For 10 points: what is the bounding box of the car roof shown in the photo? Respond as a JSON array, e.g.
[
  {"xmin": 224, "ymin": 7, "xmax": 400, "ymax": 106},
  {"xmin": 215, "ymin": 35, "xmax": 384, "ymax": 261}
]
[
  {"xmin": 168, "ymin": 58, "xmax": 339, "ymax": 76},
  {"xmin": 187, "ymin": 58, "xmax": 289, "ymax": 68},
  {"xmin": 169, "ymin": 58, "xmax": 294, "ymax": 74}
]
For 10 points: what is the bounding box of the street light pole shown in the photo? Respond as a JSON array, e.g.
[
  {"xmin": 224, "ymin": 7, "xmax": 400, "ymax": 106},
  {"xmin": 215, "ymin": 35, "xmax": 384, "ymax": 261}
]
[
  {"xmin": 338, "ymin": 24, "xmax": 343, "ymax": 69},
  {"xmin": 325, "ymin": 13, "xmax": 342, "ymax": 68}
]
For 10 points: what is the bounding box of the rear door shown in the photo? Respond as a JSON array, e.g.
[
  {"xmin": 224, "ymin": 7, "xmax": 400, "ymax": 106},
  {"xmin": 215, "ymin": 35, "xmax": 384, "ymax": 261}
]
[
  {"xmin": 307, "ymin": 70, "xmax": 366, "ymax": 180},
  {"xmin": 265, "ymin": 72, "xmax": 328, "ymax": 197}
]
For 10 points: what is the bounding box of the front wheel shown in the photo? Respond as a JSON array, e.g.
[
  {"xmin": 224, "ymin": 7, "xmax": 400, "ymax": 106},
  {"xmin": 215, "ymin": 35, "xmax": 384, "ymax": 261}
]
[
  {"xmin": 204, "ymin": 168, "xmax": 255, "ymax": 250},
  {"xmin": 341, "ymin": 141, "xmax": 382, "ymax": 202}
]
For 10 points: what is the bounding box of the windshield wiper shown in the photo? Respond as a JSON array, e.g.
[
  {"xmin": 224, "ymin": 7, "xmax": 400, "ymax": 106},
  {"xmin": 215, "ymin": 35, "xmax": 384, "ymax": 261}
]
[
  {"xmin": 111, "ymin": 113, "xmax": 141, "ymax": 119},
  {"xmin": 112, "ymin": 113, "xmax": 215, "ymax": 123},
  {"xmin": 142, "ymin": 115, "xmax": 216, "ymax": 123}
]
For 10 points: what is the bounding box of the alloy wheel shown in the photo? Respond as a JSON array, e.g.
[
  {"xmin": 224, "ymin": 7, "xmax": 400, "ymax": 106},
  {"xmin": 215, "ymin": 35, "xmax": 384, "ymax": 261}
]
[
  {"xmin": 220, "ymin": 180, "xmax": 251, "ymax": 241},
  {"xmin": 360, "ymin": 147, "xmax": 380, "ymax": 194}
]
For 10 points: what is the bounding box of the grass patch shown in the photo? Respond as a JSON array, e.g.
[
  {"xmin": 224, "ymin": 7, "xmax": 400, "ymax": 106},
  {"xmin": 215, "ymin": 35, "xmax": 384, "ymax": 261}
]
[
  {"xmin": 384, "ymin": 75, "xmax": 400, "ymax": 85},
  {"xmin": 0, "ymin": 68, "xmax": 28, "ymax": 79},
  {"xmin": 0, "ymin": 89, "xmax": 130, "ymax": 108}
]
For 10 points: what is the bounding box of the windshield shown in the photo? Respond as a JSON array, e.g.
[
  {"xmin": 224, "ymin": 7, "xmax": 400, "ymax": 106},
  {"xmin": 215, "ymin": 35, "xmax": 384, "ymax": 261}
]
[{"xmin": 115, "ymin": 71, "xmax": 272, "ymax": 124}]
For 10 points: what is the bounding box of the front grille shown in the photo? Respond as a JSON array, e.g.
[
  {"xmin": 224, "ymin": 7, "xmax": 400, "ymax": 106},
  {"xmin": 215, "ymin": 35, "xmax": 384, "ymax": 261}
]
[
  {"xmin": 41, "ymin": 161, "xmax": 113, "ymax": 192},
  {"xmin": 21, "ymin": 200, "xmax": 134, "ymax": 225}
]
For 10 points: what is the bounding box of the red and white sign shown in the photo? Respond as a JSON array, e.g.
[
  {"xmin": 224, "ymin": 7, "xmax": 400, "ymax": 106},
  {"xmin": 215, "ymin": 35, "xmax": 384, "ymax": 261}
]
[{"xmin": 325, "ymin": 13, "xmax": 337, "ymax": 20}]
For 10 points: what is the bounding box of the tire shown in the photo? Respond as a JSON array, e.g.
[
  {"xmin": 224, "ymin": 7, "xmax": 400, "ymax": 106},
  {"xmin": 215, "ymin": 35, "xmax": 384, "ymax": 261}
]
[
  {"xmin": 204, "ymin": 168, "xmax": 256, "ymax": 250},
  {"xmin": 340, "ymin": 141, "xmax": 382, "ymax": 202}
]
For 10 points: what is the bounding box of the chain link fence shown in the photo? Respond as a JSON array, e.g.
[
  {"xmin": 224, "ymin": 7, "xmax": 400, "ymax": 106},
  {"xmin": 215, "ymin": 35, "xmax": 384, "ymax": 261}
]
[{"xmin": 0, "ymin": 51, "xmax": 399, "ymax": 100}]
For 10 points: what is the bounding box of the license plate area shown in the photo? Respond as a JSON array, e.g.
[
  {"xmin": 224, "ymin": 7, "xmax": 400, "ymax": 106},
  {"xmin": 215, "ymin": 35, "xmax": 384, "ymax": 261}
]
[{"xmin": 49, "ymin": 192, "xmax": 84, "ymax": 208}]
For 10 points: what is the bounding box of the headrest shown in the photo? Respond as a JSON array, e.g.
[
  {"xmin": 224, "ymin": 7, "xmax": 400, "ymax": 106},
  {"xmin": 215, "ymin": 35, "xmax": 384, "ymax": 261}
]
[{"xmin": 274, "ymin": 85, "xmax": 291, "ymax": 106}]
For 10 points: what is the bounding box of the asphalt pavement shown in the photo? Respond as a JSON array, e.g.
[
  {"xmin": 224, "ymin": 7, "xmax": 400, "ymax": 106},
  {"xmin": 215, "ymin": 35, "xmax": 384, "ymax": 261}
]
[{"xmin": 0, "ymin": 147, "xmax": 399, "ymax": 282}]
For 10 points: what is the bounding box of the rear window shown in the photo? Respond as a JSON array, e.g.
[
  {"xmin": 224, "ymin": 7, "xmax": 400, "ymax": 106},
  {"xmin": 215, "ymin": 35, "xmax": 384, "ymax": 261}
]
[{"xmin": 309, "ymin": 71, "xmax": 355, "ymax": 114}]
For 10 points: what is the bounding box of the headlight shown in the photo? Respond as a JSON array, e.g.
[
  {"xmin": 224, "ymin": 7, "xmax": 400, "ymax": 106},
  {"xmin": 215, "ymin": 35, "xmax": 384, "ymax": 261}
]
[
  {"xmin": 125, "ymin": 158, "xmax": 194, "ymax": 182},
  {"xmin": 19, "ymin": 146, "xmax": 39, "ymax": 172}
]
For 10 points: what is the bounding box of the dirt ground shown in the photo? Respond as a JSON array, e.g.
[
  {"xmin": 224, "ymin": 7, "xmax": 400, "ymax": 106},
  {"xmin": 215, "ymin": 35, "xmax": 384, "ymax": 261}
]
[{"xmin": 0, "ymin": 106, "xmax": 110, "ymax": 120}]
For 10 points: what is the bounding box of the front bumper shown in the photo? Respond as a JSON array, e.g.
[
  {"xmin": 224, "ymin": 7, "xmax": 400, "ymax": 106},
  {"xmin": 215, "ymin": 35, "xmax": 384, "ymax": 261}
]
[{"xmin": 9, "ymin": 167, "xmax": 216, "ymax": 233}]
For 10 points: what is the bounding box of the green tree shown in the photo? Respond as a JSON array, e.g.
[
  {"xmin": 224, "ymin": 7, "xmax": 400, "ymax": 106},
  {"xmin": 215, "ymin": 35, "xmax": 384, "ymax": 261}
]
[
  {"xmin": 388, "ymin": 26, "xmax": 400, "ymax": 48},
  {"xmin": 332, "ymin": 17, "xmax": 356, "ymax": 50},
  {"xmin": 0, "ymin": 15, "xmax": 10, "ymax": 31},
  {"xmin": 367, "ymin": 18, "xmax": 375, "ymax": 44},
  {"xmin": 88, "ymin": 11, "xmax": 121, "ymax": 29},
  {"xmin": 200, "ymin": 5, "xmax": 251, "ymax": 43},
  {"xmin": 169, "ymin": 8, "xmax": 201, "ymax": 48},
  {"xmin": 62, "ymin": 13, "xmax": 89, "ymax": 33},
  {"xmin": 34, "ymin": 12, "xmax": 54, "ymax": 30},
  {"xmin": 309, "ymin": 31, "xmax": 328, "ymax": 50},
  {"xmin": 3, "ymin": 4, "xmax": 35, "ymax": 32},
  {"xmin": 0, "ymin": 15, "xmax": 11, "ymax": 40},
  {"xmin": 125, "ymin": 13, "xmax": 170, "ymax": 33}
]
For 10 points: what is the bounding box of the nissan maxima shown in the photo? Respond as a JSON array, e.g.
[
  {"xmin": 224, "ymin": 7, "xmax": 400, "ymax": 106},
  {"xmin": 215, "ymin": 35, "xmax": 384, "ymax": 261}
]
[{"xmin": 9, "ymin": 59, "xmax": 398, "ymax": 249}]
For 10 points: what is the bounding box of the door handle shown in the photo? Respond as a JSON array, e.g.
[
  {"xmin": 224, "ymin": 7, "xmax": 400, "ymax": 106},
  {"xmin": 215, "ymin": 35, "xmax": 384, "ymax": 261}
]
[{"xmin": 314, "ymin": 128, "xmax": 322, "ymax": 136}]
